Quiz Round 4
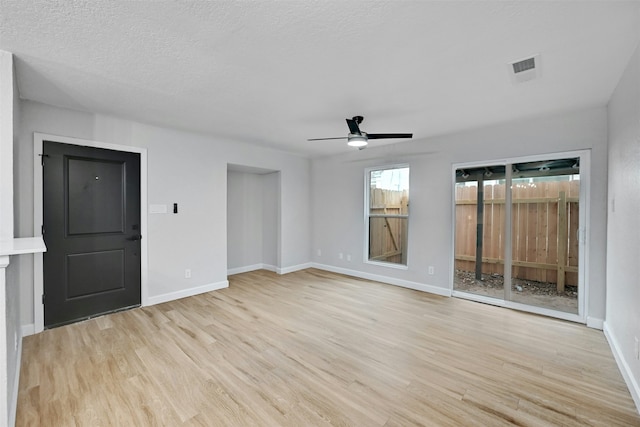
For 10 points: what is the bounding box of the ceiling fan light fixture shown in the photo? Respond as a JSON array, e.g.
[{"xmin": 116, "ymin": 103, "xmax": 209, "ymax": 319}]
[
  {"xmin": 347, "ymin": 134, "xmax": 368, "ymax": 147},
  {"xmin": 309, "ymin": 116, "xmax": 411, "ymax": 148}
]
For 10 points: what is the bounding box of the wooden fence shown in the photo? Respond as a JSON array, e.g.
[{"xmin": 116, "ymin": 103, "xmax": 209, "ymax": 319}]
[
  {"xmin": 369, "ymin": 188, "xmax": 408, "ymax": 264},
  {"xmin": 455, "ymin": 180, "xmax": 579, "ymax": 291}
]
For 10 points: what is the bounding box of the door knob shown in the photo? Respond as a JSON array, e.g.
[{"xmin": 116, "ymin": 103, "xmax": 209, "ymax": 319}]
[{"xmin": 127, "ymin": 235, "xmax": 142, "ymax": 241}]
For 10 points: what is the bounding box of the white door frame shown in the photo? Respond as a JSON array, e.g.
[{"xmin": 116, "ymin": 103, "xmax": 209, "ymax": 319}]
[
  {"xmin": 451, "ymin": 149, "xmax": 590, "ymax": 324},
  {"xmin": 33, "ymin": 132, "xmax": 148, "ymax": 334}
]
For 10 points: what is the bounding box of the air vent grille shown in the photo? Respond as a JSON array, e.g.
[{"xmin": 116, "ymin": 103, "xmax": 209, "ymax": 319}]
[
  {"xmin": 512, "ymin": 57, "xmax": 535, "ymax": 74},
  {"xmin": 508, "ymin": 54, "xmax": 541, "ymax": 84}
]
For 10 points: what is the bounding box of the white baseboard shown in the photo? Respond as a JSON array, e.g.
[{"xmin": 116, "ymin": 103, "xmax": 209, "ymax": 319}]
[
  {"xmin": 21, "ymin": 323, "xmax": 34, "ymax": 337},
  {"xmin": 227, "ymin": 263, "xmax": 311, "ymax": 276},
  {"xmin": 262, "ymin": 264, "xmax": 278, "ymax": 273},
  {"xmin": 227, "ymin": 264, "xmax": 264, "ymax": 275},
  {"xmin": 586, "ymin": 316, "xmax": 604, "ymax": 330},
  {"xmin": 277, "ymin": 262, "xmax": 313, "ymax": 275},
  {"xmin": 603, "ymin": 321, "xmax": 640, "ymax": 414},
  {"xmin": 227, "ymin": 264, "xmax": 278, "ymax": 276},
  {"xmin": 9, "ymin": 332, "xmax": 22, "ymax": 427},
  {"xmin": 311, "ymin": 263, "xmax": 451, "ymax": 297},
  {"xmin": 146, "ymin": 280, "xmax": 229, "ymax": 306}
]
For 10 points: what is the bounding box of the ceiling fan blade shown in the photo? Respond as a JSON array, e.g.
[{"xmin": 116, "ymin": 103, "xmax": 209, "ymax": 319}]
[
  {"xmin": 346, "ymin": 118, "xmax": 362, "ymax": 135},
  {"xmin": 307, "ymin": 137, "xmax": 348, "ymax": 141},
  {"xmin": 366, "ymin": 133, "xmax": 413, "ymax": 140}
]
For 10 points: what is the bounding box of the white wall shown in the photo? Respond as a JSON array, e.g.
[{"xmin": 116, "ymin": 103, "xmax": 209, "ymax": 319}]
[
  {"xmin": 227, "ymin": 169, "xmax": 279, "ymax": 272},
  {"xmin": 311, "ymin": 107, "xmax": 608, "ymax": 322},
  {"xmin": 605, "ymin": 40, "xmax": 640, "ymax": 410},
  {"xmin": 262, "ymin": 172, "xmax": 279, "ymax": 267},
  {"xmin": 227, "ymin": 170, "xmax": 263, "ymax": 270},
  {"xmin": 7, "ymin": 50, "xmax": 22, "ymax": 426},
  {"xmin": 0, "ymin": 53, "xmax": 13, "ymax": 241},
  {"xmin": 1, "ymin": 49, "xmax": 23, "ymax": 427},
  {"xmin": 16, "ymin": 100, "xmax": 310, "ymax": 327}
]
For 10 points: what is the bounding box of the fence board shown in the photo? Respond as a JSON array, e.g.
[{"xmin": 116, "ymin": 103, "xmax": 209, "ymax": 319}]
[
  {"xmin": 455, "ymin": 179, "xmax": 580, "ymax": 287},
  {"xmin": 369, "ymin": 189, "xmax": 408, "ymax": 263},
  {"xmin": 547, "ymin": 181, "xmax": 559, "ymax": 284},
  {"xmin": 557, "ymin": 191, "xmax": 568, "ymax": 292},
  {"xmin": 483, "ymin": 182, "xmax": 494, "ymax": 274},
  {"xmin": 535, "ymin": 183, "xmax": 548, "ymax": 282}
]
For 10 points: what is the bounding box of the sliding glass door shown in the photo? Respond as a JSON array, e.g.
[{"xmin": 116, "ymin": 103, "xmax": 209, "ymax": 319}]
[
  {"xmin": 509, "ymin": 159, "xmax": 580, "ymax": 314},
  {"xmin": 453, "ymin": 154, "xmax": 585, "ymax": 320},
  {"xmin": 453, "ymin": 165, "xmax": 506, "ymax": 300}
]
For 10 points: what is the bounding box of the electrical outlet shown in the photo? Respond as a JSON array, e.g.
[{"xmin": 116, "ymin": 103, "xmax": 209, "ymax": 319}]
[
  {"xmin": 346, "ymin": 254, "xmax": 351, "ymax": 262},
  {"xmin": 635, "ymin": 337, "xmax": 639, "ymax": 360},
  {"xmin": 185, "ymin": 269, "xmax": 191, "ymax": 279},
  {"xmin": 428, "ymin": 266, "xmax": 434, "ymax": 275},
  {"xmin": 317, "ymin": 249, "xmax": 322, "ymax": 257},
  {"xmin": 338, "ymin": 253, "xmax": 343, "ymax": 260}
]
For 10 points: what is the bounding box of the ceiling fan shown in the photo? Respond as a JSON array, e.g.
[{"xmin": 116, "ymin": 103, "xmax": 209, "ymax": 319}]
[{"xmin": 308, "ymin": 116, "xmax": 413, "ymax": 149}]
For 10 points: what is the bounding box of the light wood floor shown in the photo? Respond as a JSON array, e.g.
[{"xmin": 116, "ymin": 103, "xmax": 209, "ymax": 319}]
[{"xmin": 17, "ymin": 269, "xmax": 640, "ymax": 426}]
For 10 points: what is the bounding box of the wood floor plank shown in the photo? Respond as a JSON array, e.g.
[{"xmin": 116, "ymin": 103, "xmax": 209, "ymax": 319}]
[{"xmin": 16, "ymin": 268, "xmax": 640, "ymax": 426}]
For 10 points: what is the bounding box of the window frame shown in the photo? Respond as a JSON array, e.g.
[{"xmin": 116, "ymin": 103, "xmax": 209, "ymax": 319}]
[
  {"xmin": 451, "ymin": 149, "xmax": 590, "ymax": 324},
  {"xmin": 364, "ymin": 164, "xmax": 410, "ymax": 269}
]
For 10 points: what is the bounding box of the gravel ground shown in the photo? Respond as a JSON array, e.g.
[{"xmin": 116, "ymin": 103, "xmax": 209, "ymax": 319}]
[{"xmin": 454, "ymin": 269, "xmax": 578, "ymax": 313}]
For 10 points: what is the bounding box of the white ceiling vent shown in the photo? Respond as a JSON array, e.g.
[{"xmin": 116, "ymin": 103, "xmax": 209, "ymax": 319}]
[{"xmin": 508, "ymin": 54, "xmax": 541, "ymax": 84}]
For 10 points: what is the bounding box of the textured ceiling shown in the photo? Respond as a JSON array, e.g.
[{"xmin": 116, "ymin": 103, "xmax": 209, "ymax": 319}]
[{"xmin": 1, "ymin": 1, "xmax": 639, "ymax": 157}]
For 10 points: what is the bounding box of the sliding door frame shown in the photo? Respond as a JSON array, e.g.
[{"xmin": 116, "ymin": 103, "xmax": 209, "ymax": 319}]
[{"xmin": 451, "ymin": 150, "xmax": 590, "ymax": 324}]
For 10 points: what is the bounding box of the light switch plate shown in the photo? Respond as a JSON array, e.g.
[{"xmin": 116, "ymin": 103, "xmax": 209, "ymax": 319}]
[{"xmin": 149, "ymin": 204, "xmax": 168, "ymax": 214}]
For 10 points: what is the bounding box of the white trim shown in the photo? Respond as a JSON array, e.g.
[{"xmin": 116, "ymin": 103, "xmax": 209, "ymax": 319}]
[
  {"xmin": 366, "ymin": 260, "xmax": 409, "ymax": 270},
  {"xmin": 312, "ymin": 263, "xmax": 451, "ymax": 297},
  {"xmin": 579, "ymin": 151, "xmax": 591, "ymax": 323},
  {"xmin": 586, "ymin": 316, "xmax": 604, "ymax": 330},
  {"xmin": 449, "ymin": 167, "xmax": 457, "ymax": 296},
  {"xmin": 0, "ymin": 257, "xmax": 7, "ymax": 426},
  {"xmin": 452, "ymin": 290, "xmax": 504, "ymax": 306},
  {"xmin": 146, "ymin": 280, "xmax": 229, "ymax": 306},
  {"xmin": 8, "ymin": 332, "xmax": 22, "ymax": 427},
  {"xmin": 363, "ymin": 164, "xmax": 410, "ymax": 268},
  {"xmin": 20, "ymin": 324, "xmax": 34, "ymax": 337},
  {"xmin": 33, "ymin": 252, "xmax": 44, "ymax": 331},
  {"xmin": 227, "ymin": 263, "xmax": 278, "ymax": 276},
  {"xmin": 227, "ymin": 264, "xmax": 265, "ymax": 275},
  {"xmin": 504, "ymin": 300, "xmax": 582, "ymax": 323},
  {"xmin": 604, "ymin": 321, "xmax": 640, "ymax": 414},
  {"xmin": 0, "ymin": 237, "xmax": 45, "ymax": 256},
  {"xmin": 33, "ymin": 132, "xmax": 148, "ymax": 333},
  {"xmin": 277, "ymin": 262, "xmax": 313, "ymax": 275},
  {"xmin": 262, "ymin": 264, "xmax": 278, "ymax": 273},
  {"xmin": 452, "ymin": 290, "xmax": 585, "ymax": 324}
]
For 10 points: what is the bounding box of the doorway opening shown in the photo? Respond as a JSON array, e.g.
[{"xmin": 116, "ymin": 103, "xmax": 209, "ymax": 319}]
[
  {"xmin": 452, "ymin": 152, "xmax": 588, "ymax": 322},
  {"xmin": 226, "ymin": 164, "xmax": 280, "ymax": 275}
]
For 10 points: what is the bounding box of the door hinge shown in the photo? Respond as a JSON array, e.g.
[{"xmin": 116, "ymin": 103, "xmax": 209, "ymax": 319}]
[
  {"xmin": 38, "ymin": 154, "xmax": 49, "ymax": 166},
  {"xmin": 41, "ymin": 225, "xmax": 45, "ymax": 235},
  {"xmin": 42, "ymin": 294, "xmax": 45, "ymax": 305}
]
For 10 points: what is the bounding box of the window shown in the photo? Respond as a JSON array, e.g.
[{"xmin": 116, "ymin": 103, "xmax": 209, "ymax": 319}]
[{"xmin": 366, "ymin": 166, "xmax": 409, "ymax": 266}]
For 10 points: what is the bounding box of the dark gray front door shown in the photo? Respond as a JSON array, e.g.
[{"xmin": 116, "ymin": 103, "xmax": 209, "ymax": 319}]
[{"xmin": 43, "ymin": 141, "xmax": 141, "ymax": 328}]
